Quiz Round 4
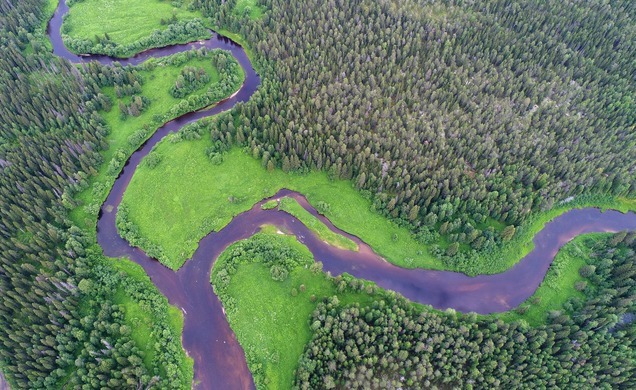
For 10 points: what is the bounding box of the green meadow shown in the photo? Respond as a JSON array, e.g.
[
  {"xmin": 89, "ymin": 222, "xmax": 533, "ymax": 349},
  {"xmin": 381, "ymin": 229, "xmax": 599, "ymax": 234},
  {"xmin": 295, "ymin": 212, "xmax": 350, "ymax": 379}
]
[
  {"xmin": 234, "ymin": 0, "xmax": 265, "ymax": 20},
  {"xmin": 70, "ymin": 50, "xmax": 244, "ymax": 231},
  {"xmin": 63, "ymin": 0, "xmax": 203, "ymax": 47},
  {"xmin": 121, "ymin": 143, "xmax": 442, "ymax": 270},
  {"xmin": 211, "ymin": 231, "xmax": 377, "ymax": 389}
]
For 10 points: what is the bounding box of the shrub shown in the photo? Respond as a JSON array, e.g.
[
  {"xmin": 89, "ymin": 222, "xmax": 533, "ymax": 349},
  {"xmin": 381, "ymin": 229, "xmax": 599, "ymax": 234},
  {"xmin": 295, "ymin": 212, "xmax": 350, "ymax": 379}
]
[
  {"xmin": 270, "ymin": 265, "xmax": 289, "ymax": 282},
  {"xmin": 579, "ymin": 265, "xmax": 596, "ymax": 278}
]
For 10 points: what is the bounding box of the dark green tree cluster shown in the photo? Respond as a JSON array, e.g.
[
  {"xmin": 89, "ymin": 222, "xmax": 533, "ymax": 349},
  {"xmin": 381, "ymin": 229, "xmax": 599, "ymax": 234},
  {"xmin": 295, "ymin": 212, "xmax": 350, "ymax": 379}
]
[
  {"xmin": 296, "ymin": 233, "xmax": 636, "ymax": 389},
  {"xmin": 197, "ymin": 0, "xmax": 635, "ymax": 260},
  {"xmin": 0, "ymin": 3, "xmax": 104, "ymax": 386},
  {"xmin": 0, "ymin": 0, "xmax": 51, "ymax": 50},
  {"xmin": 82, "ymin": 61, "xmax": 148, "ymax": 119},
  {"xmin": 170, "ymin": 66, "xmax": 211, "ymax": 98}
]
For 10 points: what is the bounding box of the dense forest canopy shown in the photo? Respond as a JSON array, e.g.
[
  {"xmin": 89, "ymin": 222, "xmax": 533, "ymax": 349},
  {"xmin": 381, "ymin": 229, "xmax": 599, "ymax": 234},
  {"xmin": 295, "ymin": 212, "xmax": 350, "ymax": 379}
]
[
  {"xmin": 0, "ymin": 0, "xmax": 190, "ymax": 388},
  {"xmin": 204, "ymin": 0, "xmax": 635, "ymax": 253}
]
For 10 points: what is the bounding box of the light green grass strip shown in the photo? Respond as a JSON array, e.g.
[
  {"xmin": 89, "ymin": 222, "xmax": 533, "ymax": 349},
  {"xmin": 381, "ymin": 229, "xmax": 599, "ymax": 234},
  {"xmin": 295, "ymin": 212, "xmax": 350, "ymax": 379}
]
[{"xmin": 278, "ymin": 197, "xmax": 358, "ymax": 251}]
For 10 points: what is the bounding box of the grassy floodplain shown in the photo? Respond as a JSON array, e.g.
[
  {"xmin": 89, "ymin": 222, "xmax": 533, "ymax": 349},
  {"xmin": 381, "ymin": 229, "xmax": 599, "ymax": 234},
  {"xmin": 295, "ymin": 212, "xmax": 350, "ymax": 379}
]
[
  {"xmin": 121, "ymin": 143, "xmax": 442, "ymax": 270},
  {"xmin": 211, "ymin": 230, "xmax": 377, "ymax": 389},
  {"xmin": 120, "ymin": 134, "xmax": 635, "ymax": 273},
  {"xmin": 62, "ymin": 0, "xmax": 206, "ymax": 52},
  {"xmin": 70, "ymin": 50, "xmax": 244, "ymax": 230}
]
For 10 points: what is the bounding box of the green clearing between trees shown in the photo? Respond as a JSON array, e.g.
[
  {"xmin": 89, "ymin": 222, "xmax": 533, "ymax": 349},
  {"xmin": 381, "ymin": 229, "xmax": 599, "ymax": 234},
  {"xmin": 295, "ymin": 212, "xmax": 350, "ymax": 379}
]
[
  {"xmin": 120, "ymin": 134, "xmax": 635, "ymax": 273},
  {"xmin": 234, "ymin": 0, "xmax": 265, "ymax": 20},
  {"xmin": 62, "ymin": 0, "xmax": 205, "ymax": 52},
  {"xmin": 211, "ymin": 230, "xmax": 378, "ymax": 389}
]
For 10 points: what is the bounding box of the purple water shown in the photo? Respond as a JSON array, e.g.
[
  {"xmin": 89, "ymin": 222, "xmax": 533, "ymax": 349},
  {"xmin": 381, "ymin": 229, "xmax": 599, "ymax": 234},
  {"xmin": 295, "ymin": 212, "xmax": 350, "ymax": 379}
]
[{"xmin": 48, "ymin": 1, "xmax": 636, "ymax": 388}]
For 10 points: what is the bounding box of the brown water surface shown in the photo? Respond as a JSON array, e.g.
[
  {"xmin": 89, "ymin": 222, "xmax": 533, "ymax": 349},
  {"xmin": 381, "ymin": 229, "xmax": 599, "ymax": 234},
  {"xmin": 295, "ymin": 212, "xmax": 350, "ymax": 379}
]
[{"xmin": 48, "ymin": 2, "xmax": 636, "ymax": 388}]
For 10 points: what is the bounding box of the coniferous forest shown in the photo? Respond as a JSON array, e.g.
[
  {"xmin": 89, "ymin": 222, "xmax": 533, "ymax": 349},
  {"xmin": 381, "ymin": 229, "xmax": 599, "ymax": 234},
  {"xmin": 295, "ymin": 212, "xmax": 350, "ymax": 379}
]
[
  {"xmin": 296, "ymin": 234, "xmax": 636, "ymax": 389},
  {"xmin": 1, "ymin": 0, "xmax": 190, "ymax": 388},
  {"xmin": 206, "ymin": 0, "xmax": 635, "ymax": 259},
  {"xmin": 0, "ymin": 0, "xmax": 635, "ymax": 388}
]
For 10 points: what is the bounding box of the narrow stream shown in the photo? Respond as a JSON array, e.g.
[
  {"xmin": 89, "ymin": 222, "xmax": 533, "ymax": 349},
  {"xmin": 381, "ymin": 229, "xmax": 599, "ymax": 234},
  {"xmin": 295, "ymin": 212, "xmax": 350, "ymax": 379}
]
[{"xmin": 48, "ymin": 1, "xmax": 636, "ymax": 388}]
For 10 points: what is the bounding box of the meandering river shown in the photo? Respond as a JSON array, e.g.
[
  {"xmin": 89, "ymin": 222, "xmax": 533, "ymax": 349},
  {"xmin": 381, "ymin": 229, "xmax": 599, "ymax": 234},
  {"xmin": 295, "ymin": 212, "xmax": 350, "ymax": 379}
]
[{"xmin": 48, "ymin": 1, "xmax": 636, "ymax": 388}]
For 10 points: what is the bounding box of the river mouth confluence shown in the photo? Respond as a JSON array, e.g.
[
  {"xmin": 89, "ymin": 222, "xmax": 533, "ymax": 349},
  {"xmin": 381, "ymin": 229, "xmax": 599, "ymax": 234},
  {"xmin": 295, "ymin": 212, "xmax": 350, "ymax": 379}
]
[{"xmin": 48, "ymin": 1, "xmax": 636, "ymax": 388}]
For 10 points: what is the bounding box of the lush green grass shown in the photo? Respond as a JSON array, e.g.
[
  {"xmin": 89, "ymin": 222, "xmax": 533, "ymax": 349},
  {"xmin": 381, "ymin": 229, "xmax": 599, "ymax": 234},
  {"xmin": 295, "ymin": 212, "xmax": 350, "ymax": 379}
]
[
  {"xmin": 122, "ymin": 140, "xmax": 636, "ymax": 272},
  {"xmin": 122, "ymin": 144, "xmax": 441, "ymax": 269},
  {"xmin": 476, "ymin": 216, "xmax": 506, "ymax": 232},
  {"xmin": 495, "ymin": 234, "xmax": 605, "ymax": 325},
  {"xmin": 234, "ymin": 0, "xmax": 264, "ymax": 20},
  {"xmin": 211, "ymin": 232, "xmax": 375, "ymax": 389},
  {"xmin": 63, "ymin": 0, "xmax": 202, "ymax": 47},
  {"xmin": 70, "ymin": 51, "xmax": 243, "ymax": 230},
  {"xmin": 278, "ymin": 197, "xmax": 358, "ymax": 251}
]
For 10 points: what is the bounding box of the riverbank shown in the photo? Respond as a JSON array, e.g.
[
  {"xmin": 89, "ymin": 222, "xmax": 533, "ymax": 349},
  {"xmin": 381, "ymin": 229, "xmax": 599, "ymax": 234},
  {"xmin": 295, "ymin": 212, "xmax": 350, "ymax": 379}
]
[
  {"xmin": 46, "ymin": 0, "xmax": 260, "ymax": 386},
  {"xmin": 120, "ymin": 138, "xmax": 636, "ymax": 275},
  {"xmin": 211, "ymin": 227, "xmax": 636, "ymax": 388},
  {"xmin": 44, "ymin": 0, "xmax": 636, "ymax": 388}
]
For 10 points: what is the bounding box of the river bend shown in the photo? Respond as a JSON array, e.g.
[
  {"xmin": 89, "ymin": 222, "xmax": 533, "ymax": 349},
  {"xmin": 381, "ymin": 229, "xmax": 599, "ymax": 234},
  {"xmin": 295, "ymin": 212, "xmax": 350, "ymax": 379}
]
[{"xmin": 47, "ymin": 1, "xmax": 636, "ymax": 388}]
